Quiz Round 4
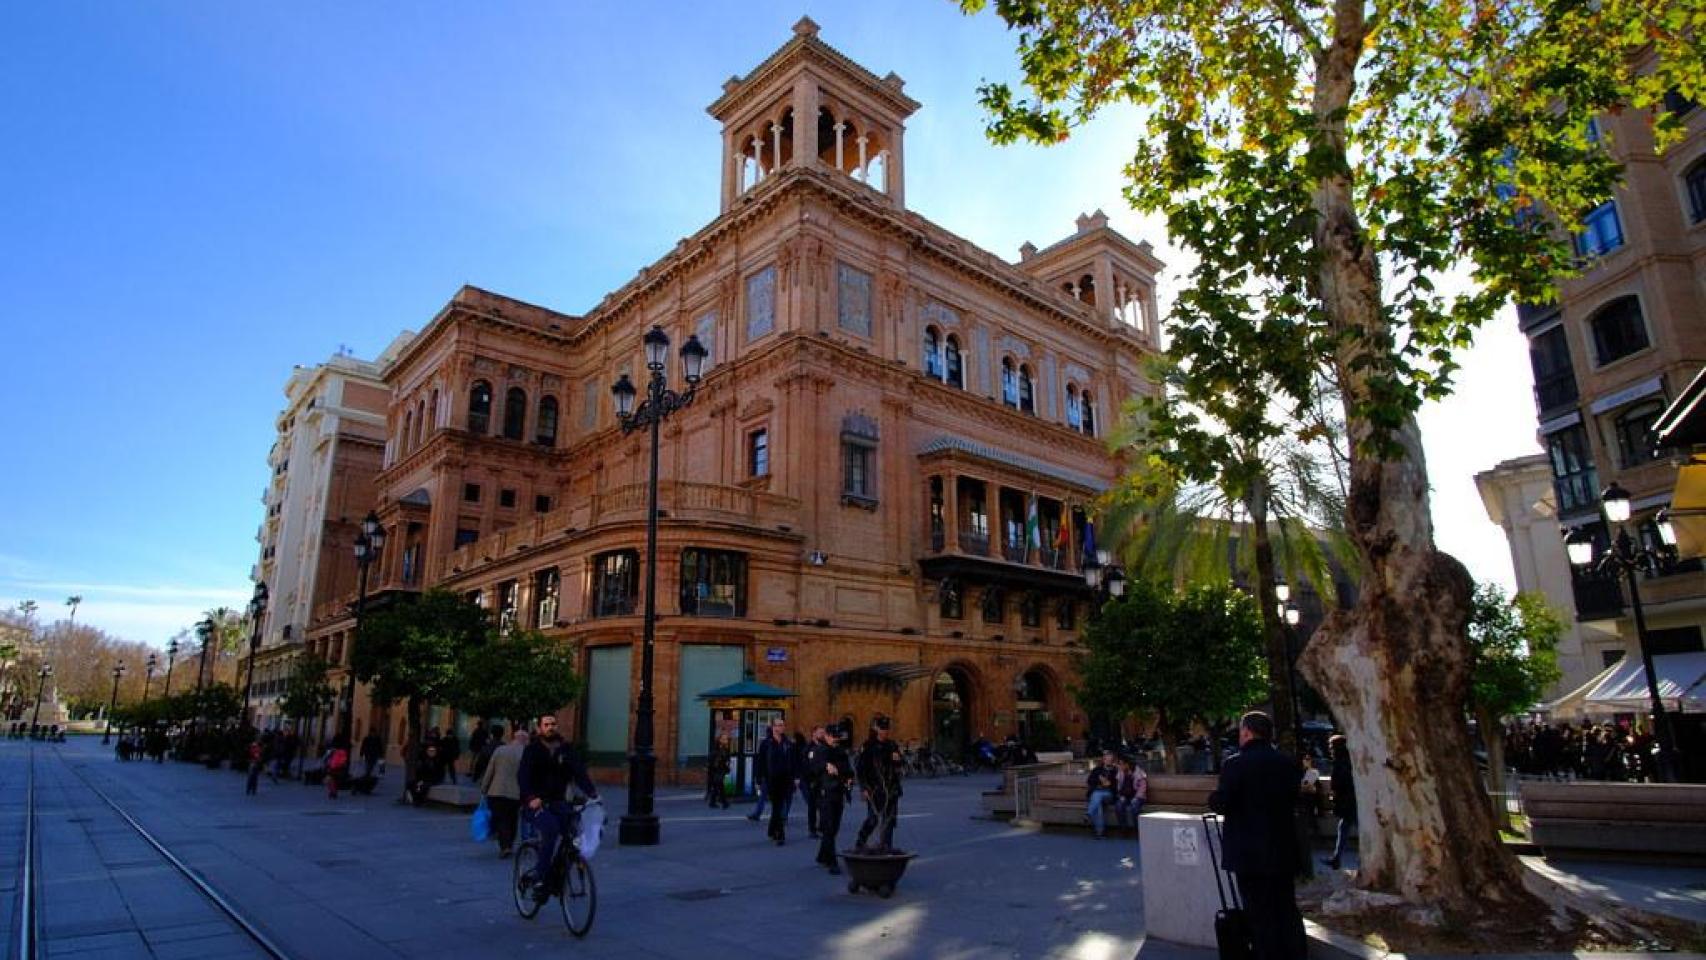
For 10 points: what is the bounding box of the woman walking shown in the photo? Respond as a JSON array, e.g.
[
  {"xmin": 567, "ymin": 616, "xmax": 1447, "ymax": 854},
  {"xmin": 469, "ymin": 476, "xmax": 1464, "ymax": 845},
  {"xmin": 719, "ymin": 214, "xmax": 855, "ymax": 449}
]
[
  {"xmin": 707, "ymin": 734, "xmax": 733, "ymax": 809},
  {"xmin": 325, "ymin": 737, "xmax": 351, "ymax": 800}
]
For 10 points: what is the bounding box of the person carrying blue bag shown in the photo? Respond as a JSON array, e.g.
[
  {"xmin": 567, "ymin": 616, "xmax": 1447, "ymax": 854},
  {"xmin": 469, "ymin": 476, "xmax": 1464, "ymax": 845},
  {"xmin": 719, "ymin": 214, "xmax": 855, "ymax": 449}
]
[{"xmin": 479, "ymin": 725, "xmax": 526, "ymax": 858}]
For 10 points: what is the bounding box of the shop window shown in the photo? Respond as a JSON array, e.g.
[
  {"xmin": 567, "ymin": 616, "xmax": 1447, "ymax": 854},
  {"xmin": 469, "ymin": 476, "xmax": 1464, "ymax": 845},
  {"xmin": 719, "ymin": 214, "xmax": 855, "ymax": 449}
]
[{"xmin": 679, "ymin": 549, "xmax": 747, "ymax": 618}]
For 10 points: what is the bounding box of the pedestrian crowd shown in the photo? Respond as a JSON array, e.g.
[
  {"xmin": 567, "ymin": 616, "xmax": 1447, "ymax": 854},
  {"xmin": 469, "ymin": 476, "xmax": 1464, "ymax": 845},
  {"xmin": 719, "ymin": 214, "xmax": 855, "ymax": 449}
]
[{"xmin": 1502, "ymin": 720, "xmax": 1662, "ymax": 782}]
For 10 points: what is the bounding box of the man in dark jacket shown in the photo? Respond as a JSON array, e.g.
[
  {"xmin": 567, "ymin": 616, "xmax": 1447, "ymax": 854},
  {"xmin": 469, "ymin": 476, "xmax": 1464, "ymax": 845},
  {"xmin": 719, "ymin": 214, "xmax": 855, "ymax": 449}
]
[
  {"xmin": 800, "ymin": 726, "xmax": 828, "ymax": 839},
  {"xmin": 854, "ymin": 717, "xmax": 905, "ymax": 851},
  {"xmin": 756, "ymin": 719, "xmax": 798, "ymax": 845},
  {"xmin": 1323, "ymin": 735, "xmax": 1356, "ymax": 869},
  {"xmin": 1208, "ymin": 711, "xmax": 1305, "ymax": 960},
  {"xmin": 517, "ymin": 714, "xmax": 598, "ymax": 902},
  {"xmin": 813, "ymin": 725, "xmax": 853, "ymax": 874}
]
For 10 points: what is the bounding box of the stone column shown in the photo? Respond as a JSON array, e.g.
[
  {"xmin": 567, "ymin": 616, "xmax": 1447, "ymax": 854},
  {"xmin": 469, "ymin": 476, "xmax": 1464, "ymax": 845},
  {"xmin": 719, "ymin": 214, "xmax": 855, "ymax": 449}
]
[
  {"xmin": 751, "ymin": 136, "xmax": 765, "ymax": 182},
  {"xmin": 771, "ymin": 122, "xmax": 783, "ymax": 172},
  {"xmin": 887, "ymin": 128, "xmax": 906, "ymax": 207},
  {"xmin": 856, "ymin": 135, "xmax": 869, "ymax": 182},
  {"xmin": 834, "ymin": 122, "xmax": 846, "ymax": 172}
]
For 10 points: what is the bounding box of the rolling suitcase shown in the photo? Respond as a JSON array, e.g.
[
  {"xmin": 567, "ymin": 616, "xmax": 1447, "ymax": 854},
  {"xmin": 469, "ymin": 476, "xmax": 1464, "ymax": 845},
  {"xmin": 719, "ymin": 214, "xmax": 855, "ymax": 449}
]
[{"xmin": 1203, "ymin": 813, "xmax": 1253, "ymax": 960}]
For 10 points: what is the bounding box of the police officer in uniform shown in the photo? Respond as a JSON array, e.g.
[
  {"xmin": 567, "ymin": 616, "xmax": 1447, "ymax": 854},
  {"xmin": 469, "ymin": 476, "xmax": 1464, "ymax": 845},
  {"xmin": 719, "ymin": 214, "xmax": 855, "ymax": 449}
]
[
  {"xmin": 814, "ymin": 724, "xmax": 853, "ymax": 874},
  {"xmin": 854, "ymin": 717, "xmax": 904, "ymax": 851}
]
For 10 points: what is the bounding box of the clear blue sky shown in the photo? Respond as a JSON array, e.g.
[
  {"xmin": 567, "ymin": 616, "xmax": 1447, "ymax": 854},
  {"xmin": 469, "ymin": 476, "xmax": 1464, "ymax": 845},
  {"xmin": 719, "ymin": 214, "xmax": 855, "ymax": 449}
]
[{"xmin": 0, "ymin": 2, "xmax": 1538, "ymax": 646}]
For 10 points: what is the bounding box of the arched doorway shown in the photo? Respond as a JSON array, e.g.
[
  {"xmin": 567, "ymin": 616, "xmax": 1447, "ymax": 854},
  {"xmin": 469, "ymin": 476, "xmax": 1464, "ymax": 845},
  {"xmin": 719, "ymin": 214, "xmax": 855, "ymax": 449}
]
[
  {"xmin": 930, "ymin": 667, "xmax": 975, "ymax": 757},
  {"xmin": 1015, "ymin": 668, "xmax": 1057, "ymax": 748}
]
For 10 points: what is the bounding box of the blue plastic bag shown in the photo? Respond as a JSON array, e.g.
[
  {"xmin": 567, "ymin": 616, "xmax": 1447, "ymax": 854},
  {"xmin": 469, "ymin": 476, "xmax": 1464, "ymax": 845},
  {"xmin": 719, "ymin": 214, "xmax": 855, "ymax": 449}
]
[{"xmin": 470, "ymin": 798, "xmax": 492, "ymax": 843}]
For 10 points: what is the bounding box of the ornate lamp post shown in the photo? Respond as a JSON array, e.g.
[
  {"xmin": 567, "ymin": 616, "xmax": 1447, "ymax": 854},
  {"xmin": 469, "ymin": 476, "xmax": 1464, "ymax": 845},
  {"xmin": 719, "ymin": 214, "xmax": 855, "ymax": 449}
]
[
  {"xmin": 242, "ymin": 582, "xmax": 269, "ymax": 728},
  {"xmin": 162, "ymin": 637, "xmax": 179, "ymax": 698},
  {"xmin": 341, "ymin": 511, "xmax": 383, "ymax": 743},
  {"xmin": 138, "ymin": 652, "xmax": 158, "ymax": 742},
  {"xmin": 1275, "ymin": 582, "xmax": 1305, "ymax": 750},
  {"xmin": 1083, "ymin": 548, "xmax": 1126, "ymax": 599},
  {"xmin": 1564, "ymin": 483, "xmax": 1682, "ymax": 782},
  {"xmin": 31, "ymin": 664, "xmax": 53, "ymax": 734},
  {"xmin": 102, "ymin": 662, "xmax": 127, "ymax": 745},
  {"xmin": 610, "ymin": 324, "xmax": 707, "ymax": 846}
]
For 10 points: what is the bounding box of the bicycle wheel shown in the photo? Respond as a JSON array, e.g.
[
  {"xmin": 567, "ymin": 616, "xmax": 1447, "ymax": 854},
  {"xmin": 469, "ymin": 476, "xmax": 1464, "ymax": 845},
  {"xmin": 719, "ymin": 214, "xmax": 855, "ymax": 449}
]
[
  {"xmin": 512, "ymin": 840, "xmax": 543, "ymax": 919},
  {"xmin": 559, "ymin": 855, "xmax": 596, "ymax": 937}
]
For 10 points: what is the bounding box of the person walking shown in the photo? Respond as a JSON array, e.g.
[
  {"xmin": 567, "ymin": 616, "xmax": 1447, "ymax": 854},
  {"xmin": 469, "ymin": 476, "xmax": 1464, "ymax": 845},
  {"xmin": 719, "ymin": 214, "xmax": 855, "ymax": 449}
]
[
  {"xmin": 517, "ymin": 714, "xmax": 598, "ymax": 904},
  {"xmin": 245, "ymin": 736, "xmax": 265, "ymax": 796},
  {"xmin": 275, "ymin": 726, "xmax": 299, "ymax": 780},
  {"xmin": 1322, "ymin": 735, "xmax": 1357, "ymax": 870},
  {"xmin": 757, "ymin": 719, "xmax": 799, "ymax": 845},
  {"xmin": 478, "ymin": 726, "xmax": 526, "ymax": 858},
  {"xmin": 468, "ymin": 720, "xmax": 489, "ymax": 769},
  {"xmin": 854, "ymin": 717, "xmax": 904, "ymax": 851},
  {"xmin": 707, "ymin": 734, "xmax": 733, "ymax": 809},
  {"xmin": 814, "ymin": 726, "xmax": 853, "ymax": 875},
  {"xmin": 360, "ymin": 728, "xmax": 384, "ymax": 779},
  {"xmin": 324, "ymin": 737, "xmax": 351, "ymax": 800},
  {"xmin": 800, "ymin": 726, "xmax": 827, "ymax": 839},
  {"xmin": 441, "ymin": 726, "xmax": 462, "ymax": 785},
  {"xmin": 1208, "ymin": 711, "xmax": 1306, "ymax": 960},
  {"xmin": 1085, "ymin": 750, "xmax": 1120, "ymax": 839}
]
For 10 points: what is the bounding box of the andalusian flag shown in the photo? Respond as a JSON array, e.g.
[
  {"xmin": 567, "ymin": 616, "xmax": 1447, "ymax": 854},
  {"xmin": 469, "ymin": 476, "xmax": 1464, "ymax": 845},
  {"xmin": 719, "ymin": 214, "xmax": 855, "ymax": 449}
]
[{"xmin": 1025, "ymin": 496, "xmax": 1041, "ymax": 557}]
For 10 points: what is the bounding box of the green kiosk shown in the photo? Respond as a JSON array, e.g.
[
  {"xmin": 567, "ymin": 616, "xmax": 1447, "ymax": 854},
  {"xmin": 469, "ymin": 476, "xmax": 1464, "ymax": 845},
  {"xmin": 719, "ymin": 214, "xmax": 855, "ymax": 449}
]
[{"xmin": 698, "ymin": 672, "xmax": 797, "ymax": 798}]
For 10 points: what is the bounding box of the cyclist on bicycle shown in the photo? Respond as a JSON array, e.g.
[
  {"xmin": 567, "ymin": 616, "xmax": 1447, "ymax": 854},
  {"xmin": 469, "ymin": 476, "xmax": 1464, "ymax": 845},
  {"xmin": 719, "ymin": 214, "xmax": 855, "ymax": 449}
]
[{"xmin": 518, "ymin": 713, "xmax": 598, "ymax": 902}]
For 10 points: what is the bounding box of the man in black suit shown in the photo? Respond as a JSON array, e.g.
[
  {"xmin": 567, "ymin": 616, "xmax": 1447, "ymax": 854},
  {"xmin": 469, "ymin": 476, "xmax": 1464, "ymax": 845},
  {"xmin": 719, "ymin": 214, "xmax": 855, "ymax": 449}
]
[
  {"xmin": 756, "ymin": 719, "xmax": 799, "ymax": 845},
  {"xmin": 1208, "ymin": 711, "xmax": 1306, "ymax": 960}
]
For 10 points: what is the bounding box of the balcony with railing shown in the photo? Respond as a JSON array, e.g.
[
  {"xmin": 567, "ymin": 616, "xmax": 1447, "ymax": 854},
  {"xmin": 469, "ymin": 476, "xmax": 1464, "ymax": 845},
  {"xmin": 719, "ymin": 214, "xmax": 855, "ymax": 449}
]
[
  {"xmin": 443, "ymin": 481, "xmax": 803, "ymax": 576},
  {"xmin": 1533, "ymin": 370, "xmax": 1579, "ymax": 417}
]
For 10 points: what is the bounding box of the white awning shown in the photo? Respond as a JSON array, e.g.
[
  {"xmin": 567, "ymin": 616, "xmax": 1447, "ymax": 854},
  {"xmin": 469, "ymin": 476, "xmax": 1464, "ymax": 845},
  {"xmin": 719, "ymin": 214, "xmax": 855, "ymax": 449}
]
[{"xmin": 1544, "ymin": 652, "xmax": 1706, "ymax": 718}]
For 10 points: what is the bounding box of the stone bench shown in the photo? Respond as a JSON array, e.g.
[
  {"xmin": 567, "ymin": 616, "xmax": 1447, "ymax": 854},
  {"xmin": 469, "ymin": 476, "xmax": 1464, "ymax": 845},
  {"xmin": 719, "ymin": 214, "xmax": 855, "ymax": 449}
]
[
  {"xmin": 981, "ymin": 760, "xmax": 1075, "ymax": 819},
  {"xmin": 426, "ymin": 783, "xmax": 483, "ymax": 809},
  {"xmin": 1017, "ymin": 773, "xmax": 1220, "ymax": 829},
  {"xmin": 1523, "ymin": 781, "xmax": 1706, "ymax": 860}
]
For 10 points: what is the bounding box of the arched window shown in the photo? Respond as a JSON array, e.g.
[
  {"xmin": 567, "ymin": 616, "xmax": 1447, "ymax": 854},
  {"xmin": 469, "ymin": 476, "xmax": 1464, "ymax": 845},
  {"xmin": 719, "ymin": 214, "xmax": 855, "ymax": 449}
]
[
  {"xmin": 1685, "ymin": 155, "xmax": 1706, "ymax": 224},
  {"xmin": 1001, "ymin": 358, "xmax": 1019, "ymax": 407},
  {"xmin": 467, "ymin": 381, "xmax": 492, "ymax": 435},
  {"xmin": 536, "ymin": 396, "xmax": 559, "ymax": 447},
  {"xmin": 1066, "ymin": 386, "xmax": 1082, "ymax": 430},
  {"xmin": 1588, "ymin": 296, "xmax": 1649, "ymax": 365},
  {"xmin": 503, "ymin": 387, "xmax": 527, "ymax": 441},
  {"xmin": 981, "ymin": 587, "xmax": 1006, "ymax": 625},
  {"xmin": 414, "ymin": 399, "xmax": 426, "ymax": 448},
  {"xmin": 1078, "ymin": 274, "xmax": 1097, "ymax": 306},
  {"xmin": 402, "ymin": 410, "xmax": 413, "ymax": 452},
  {"xmin": 1081, "ymin": 393, "xmax": 1096, "ymax": 437},
  {"xmin": 429, "ymin": 389, "xmax": 440, "ymax": 429},
  {"xmin": 1018, "ymin": 365, "xmax": 1034, "ymax": 414},
  {"xmin": 923, "ymin": 326, "xmax": 943, "ymax": 379},
  {"xmin": 944, "ymin": 335, "xmax": 964, "ymax": 389}
]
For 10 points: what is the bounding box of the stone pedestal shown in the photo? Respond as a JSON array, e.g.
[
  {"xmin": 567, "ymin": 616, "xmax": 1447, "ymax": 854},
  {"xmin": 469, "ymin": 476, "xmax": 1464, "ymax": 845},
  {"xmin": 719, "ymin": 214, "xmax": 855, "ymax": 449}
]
[{"xmin": 1139, "ymin": 811, "xmax": 1227, "ymax": 948}]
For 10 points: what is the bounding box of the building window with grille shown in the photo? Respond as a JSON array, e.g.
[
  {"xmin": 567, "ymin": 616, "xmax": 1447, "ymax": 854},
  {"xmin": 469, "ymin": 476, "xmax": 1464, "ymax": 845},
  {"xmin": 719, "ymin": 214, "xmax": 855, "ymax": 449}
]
[
  {"xmin": 1066, "ymin": 385, "xmax": 1083, "ymax": 430},
  {"xmin": 981, "ymin": 587, "xmax": 1005, "ymax": 625},
  {"xmin": 749, "ymin": 428, "xmax": 769, "ymax": 478},
  {"xmin": 1574, "ymin": 201, "xmax": 1625, "ymax": 259},
  {"xmin": 745, "ymin": 266, "xmax": 776, "ymax": 342},
  {"xmin": 1613, "ymin": 401, "xmax": 1664, "ymax": 469},
  {"xmin": 497, "ymin": 580, "xmax": 519, "ymax": 634},
  {"xmin": 1545, "ymin": 424, "xmax": 1598, "ymax": 515},
  {"xmin": 923, "ymin": 326, "xmax": 943, "ymax": 379},
  {"xmin": 468, "ymin": 381, "xmax": 492, "ymax": 434},
  {"xmin": 841, "ymin": 412, "xmax": 879, "ymax": 507},
  {"xmin": 679, "ymin": 549, "xmax": 747, "ymax": 618},
  {"xmin": 1018, "ymin": 365, "xmax": 1035, "ymax": 414},
  {"xmin": 535, "ymin": 494, "xmax": 552, "ymax": 513},
  {"xmin": 592, "ymin": 550, "xmax": 639, "ymax": 617},
  {"xmin": 503, "ymin": 387, "xmax": 527, "ymax": 441},
  {"xmin": 1588, "ymin": 296, "xmax": 1649, "ymax": 366},
  {"xmin": 944, "ymin": 335, "xmax": 964, "ymax": 389},
  {"xmin": 533, "ymin": 568, "xmax": 560, "ymax": 628},
  {"xmin": 1528, "ymin": 323, "xmax": 1577, "ymax": 414},
  {"xmin": 1055, "ymin": 598, "xmax": 1076, "ymax": 631},
  {"xmin": 1002, "ymin": 358, "xmax": 1020, "ymax": 407},
  {"xmin": 536, "ymin": 396, "xmax": 559, "ymax": 447},
  {"xmin": 402, "ymin": 544, "xmax": 421, "ymax": 585},
  {"xmin": 1081, "ymin": 393, "xmax": 1097, "ymax": 437},
  {"xmin": 464, "ymin": 483, "xmax": 481, "ymax": 503},
  {"xmin": 837, "ymin": 262, "xmax": 873, "ymax": 337},
  {"xmin": 1020, "ymin": 592, "xmax": 1042, "ymax": 628}
]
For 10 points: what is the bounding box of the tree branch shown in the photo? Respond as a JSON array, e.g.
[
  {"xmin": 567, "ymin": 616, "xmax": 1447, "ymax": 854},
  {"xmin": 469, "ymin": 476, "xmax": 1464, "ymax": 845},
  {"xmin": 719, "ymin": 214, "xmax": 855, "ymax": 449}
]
[{"xmin": 1272, "ymin": 0, "xmax": 1325, "ymax": 59}]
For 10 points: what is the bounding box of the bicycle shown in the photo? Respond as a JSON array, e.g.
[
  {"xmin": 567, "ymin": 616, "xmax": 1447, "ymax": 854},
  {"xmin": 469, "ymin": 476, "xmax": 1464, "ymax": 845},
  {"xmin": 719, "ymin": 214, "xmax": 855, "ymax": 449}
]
[{"xmin": 512, "ymin": 798, "xmax": 598, "ymax": 937}]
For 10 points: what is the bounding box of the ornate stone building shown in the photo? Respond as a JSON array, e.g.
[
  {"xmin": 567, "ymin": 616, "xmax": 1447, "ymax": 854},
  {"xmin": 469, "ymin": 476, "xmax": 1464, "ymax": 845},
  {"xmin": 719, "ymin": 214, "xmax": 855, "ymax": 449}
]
[{"xmin": 306, "ymin": 19, "xmax": 1161, "ymax": 777}]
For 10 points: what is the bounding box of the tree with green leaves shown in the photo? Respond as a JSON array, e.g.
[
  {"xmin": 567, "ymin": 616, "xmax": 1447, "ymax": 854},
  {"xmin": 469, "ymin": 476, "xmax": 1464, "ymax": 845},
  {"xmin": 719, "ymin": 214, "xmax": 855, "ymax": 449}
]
[
  {"xmin": 1075, "ymin": 578, "xmax": 1267, "ymax": 771},
  {"xmin": 351, "ymin": 590, "xmax": 489, "ymax": 791},
  {"xmin": 453, "ymin": 630, "xmax": 583, "ymax": 731},
  {"xmin": 1468, "ymin": 583, "xmax": 1562, "ymax": 831},
  {"xmin": 278, "ymin": 654, "xmax": 337, "ymax": 738},
  {"xmin": 964, "ymin": 0, "xmax": 1701, "ymax": 913}
]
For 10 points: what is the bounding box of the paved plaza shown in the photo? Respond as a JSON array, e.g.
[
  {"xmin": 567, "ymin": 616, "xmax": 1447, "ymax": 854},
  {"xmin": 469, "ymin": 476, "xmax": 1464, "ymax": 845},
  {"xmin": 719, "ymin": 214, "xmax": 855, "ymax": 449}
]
[{"xmin": 3, "ymin": 738, "xmax": 1701, "ymax": 960}]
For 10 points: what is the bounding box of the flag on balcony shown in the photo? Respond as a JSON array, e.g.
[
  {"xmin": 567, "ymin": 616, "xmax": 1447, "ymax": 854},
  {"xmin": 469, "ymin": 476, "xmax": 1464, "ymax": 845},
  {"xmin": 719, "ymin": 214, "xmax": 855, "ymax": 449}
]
[
  {"xmin": 1052, "ymin": 508, "xmax": 1070, "ymax": 563},
  {"xmin": 1025, "ymin": 496, "xmax": 1041, "ymax": 558},
  {"xmin": 1081, "ymin": 517, "xmax": 1097, "ymax": 564}
]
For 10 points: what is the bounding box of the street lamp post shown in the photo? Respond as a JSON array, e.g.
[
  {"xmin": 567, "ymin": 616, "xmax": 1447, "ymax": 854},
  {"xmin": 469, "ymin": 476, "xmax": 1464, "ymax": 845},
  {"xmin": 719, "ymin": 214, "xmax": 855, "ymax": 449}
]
[
  {"xmin": 242, "ymin": 582, "xmax": 269, "ymax": 729},
  {"xmin": 1274, "ymin": 584, "xmax": 1305, "ymax": 751},
  {"xmin": 611, "ymin": 324, "xmax": 707, "ymax": 847},
  {"xmin": 139, "ymin": 653, "xmax": 158, "ymax": 743},
  {"xmin": 1565, "ymin": 483, "xmax": 1682, "ymax": 783},
  {"xmin": 195, "ymin": 616, "xmax": 214, "ymax": 692},
  {"xmin": 162, "ymin": 637, "xmax": 179, "ymax": 699},
  {"xmin": 1082, "ymin": 548, "xmax": 1127, "ymax": 599},
  {"xmin": 102, "ymin": 662, "xmax": 127, "ymax": 745},
  {"xmin": 341, "ymin": 511, "xmax": 384, "ymax": 744},
  {"xmin": 31, "ymin": 665, "xmax": 53, "ymax": 735}
]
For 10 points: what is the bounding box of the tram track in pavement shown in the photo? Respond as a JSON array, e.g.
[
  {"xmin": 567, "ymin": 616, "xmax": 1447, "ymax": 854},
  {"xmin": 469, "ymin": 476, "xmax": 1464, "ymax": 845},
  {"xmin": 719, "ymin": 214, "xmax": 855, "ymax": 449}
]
[{"xmin": 19, "ymin": 744, "xmax": 298, "ymax": 960}]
